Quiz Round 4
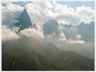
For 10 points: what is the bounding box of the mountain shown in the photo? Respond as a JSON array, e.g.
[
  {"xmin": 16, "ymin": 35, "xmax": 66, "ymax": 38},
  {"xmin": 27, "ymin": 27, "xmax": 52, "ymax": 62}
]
[
  {"xmin": 2, "ymin": 38, "xmax": 94, "ymax": 71},
  {"xmin": 43, "ymin": 19, "xmax": 59, "ymax": 36},
  {"xmin": 77, "ymin": 21, "xmax": 94, "ymax": 42},
  {"xmin": 53, "ymin": 22, "xmax": 94, "ymax": 59},
  {"xmin": 58, "ymin": 21, "xmax": 94, "ymax": 42},
  {"xmin": 15, "ymin": 9, "xmax": 32, "ymax": 32}
]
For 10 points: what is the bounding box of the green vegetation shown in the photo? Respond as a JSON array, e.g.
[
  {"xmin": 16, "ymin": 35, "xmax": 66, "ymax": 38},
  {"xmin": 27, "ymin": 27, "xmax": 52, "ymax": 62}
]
[{"xmin": 2, "ymin": 38, "xmax": 94, "ymax": 71}]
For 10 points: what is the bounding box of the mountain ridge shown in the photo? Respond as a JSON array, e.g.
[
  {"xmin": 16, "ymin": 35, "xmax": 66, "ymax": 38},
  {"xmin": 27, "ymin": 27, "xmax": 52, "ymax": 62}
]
[{"xmin": 2, "ymin": 38, "xmax": 94, "ymax": 71}]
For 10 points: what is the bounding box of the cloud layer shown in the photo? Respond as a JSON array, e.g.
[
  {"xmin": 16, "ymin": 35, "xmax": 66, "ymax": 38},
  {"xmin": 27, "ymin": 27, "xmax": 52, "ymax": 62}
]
[
  {"xmin": 2, "ymin": 1, "xmax": 94, "ymax": 26},
  {"xmin": 25, "ymin": 1, "xmax": 94, "ymax": 26},
  {"xmin": 19, "ymin": 27, "xmax": 45, "ymax": 39},
  {"xmin": 2, "ymin": 26, "xmax": 20, "ymax": 41},
  {"xmin": 58, "ymin": 31, "xmax": 85, "ymax": 44}
]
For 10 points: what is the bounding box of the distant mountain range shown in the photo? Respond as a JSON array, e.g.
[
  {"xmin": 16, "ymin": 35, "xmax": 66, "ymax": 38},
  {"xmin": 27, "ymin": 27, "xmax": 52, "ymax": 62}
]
[
  {"xmin": 2, "ymin": 9, "xmax": 94, "ymax": 71},
  {"xmin": 15, "ymin": 9, "xmax": 94, "ymax": 42},
  {"xmin": 43, "ymin": 19, "xmax": 94, "ymax": 42},
  {"xmin": 77, "ymin": 21, "xmax": 94, "ymax": 42}
]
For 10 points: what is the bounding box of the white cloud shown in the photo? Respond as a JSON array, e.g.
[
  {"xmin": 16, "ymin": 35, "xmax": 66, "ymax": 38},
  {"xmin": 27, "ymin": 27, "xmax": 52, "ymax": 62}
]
[
  {"xmin": 19, "ymin": 27, "xmax": 45, "ymax": 40},
  {"xmin": 53, "ymin": 3, "xmax": 83, "ymax": 25},
  {"xmin": 22, "ymin": 1, "xmax": 32, "ymax": 4},
  {"xmin": 25, "ymin": 1, "xmax": 54, "ymax": 25},
  {"xmin": 58, "ymin": 25, "xmax": 64, "ymax": 31},
  {"xmin": 2, "ymin": 1, "xmax": 94, "ymax": 42},
  {"xmin": 58, "ymin": 31, "xmax": 67, "ymax": 41},
  {"xmin": 2, "ymin": 25, "xmax": 45, "ymax": 41},
  {"xmin": 58, "ymin": 25, "xmax": 77, "ymax": 39},
  {"xmin": 26, "ymin": 2, "xmax": 94, "ymax": 26},
  {"xmin": 53, "ymin": 4, "xmax": 94, "ymax": 25},
  {"xmin": 54, "ymin": 3, "xmax": 75, "ymax": 15},
  {"xmin": 58, "ymin": 31, "xmax": 85, "ymax": 44},
  {"xmin": 52, "ymin": 32, "xmax": 56, "ymax": 36},
  {"xmin": 68, "ymin": 40, "xmax": 85, "ymax": 44},
  {"xmin": 2, "ymin": 2, "xmax": 24, "ymax": 27},
  {"xmin": 46, "ymin": 32, "xmax": 56, "ymax": 38},
  {"xmin": 2, "ymin": 26, "xmax": 20, "ymax": 41},
  {"xmin": 2, "ymin": 1, "xmax": 94, "ymax": 27},
  {"xmin": 47, "ymin": 35, "xmax": 52, "ymax": 38},
  {"xmin": 52, "ymin": 1, "xmax": 56, "ymax": 5},
  {"xmin": 76, "ymin": 5, "xmax": 94, "ymax": 19},
  {"xmin": 75, "ymin": 34, "xmax": 81, "ymax": 40},
  {"xmin": 55, "ymin": 14, "xmax": 82, "ymax": 25}
]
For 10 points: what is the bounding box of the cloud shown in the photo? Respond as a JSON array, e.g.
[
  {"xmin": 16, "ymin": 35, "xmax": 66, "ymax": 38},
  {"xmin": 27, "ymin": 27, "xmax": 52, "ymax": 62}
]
[
  {"xmin": 52, "ymin": 3, "xmax": 82, "ymax": 25},
  {"xmin": 58, "ymin": 31, "xmax": 85, "ymax": 44},
  {"xmin": 25, "ymin": 1, "xmax": 94, "ymax": 26},
  {"xmin": 2, "ymin": 26, "xmax": 20, "ymax": 41},
  {"xmin": 76, "ymin": 5, "xmax": 94, "ymax": 20},
  {"xmin": 54, "ymin": 3, "xmax": 94, "ymax": 25},
  {"xmin": 54, "ymin": 3, "xmax": 75, "ymax": 15},
  {"xmin": 68, "ymin": 40, "xmax": 85, "ymax": 44},
  {"xmin": 2, "ymin": 25, "xmax": 45, "ymax": 41},
  {"xmin": 2, "ymin": 1, "xmax": 12, "ymax": 5},
  {"xmin": 2, "ymin": 1, "xmax": 94, "ymax": 42},
  {"xmin": 75, "ymin": 34, "xmax": 81, "ymax": 40},
  {"xmin": 19, "ymin": 27, "xmax": 45, "ymax": 40},
  {"xmin": 47, "ymin": 35, "xmax": 52, "ymax": 38},
  {"xmin": 58, "ymin": 25, "xmax": 77, "ymax": 39},
  {"xmin": 2, "ymin": 1, "xmax": 94, "ymax": 27},
  {"xmin": 58, "ymin": 31, "xmax": 67, "ymax": 41},
  {"xmin": 25, "ymin": 1, "xmax": 54, "ymax": 25},
  {"xmin": 76, "ymin": 5, "xmax": 94, "ymax": 24},
  {"xmin": 2, "ymin": 2, "xmax": 24, "ymax": 27},
  {"xmin": 22, "ymin": 1, "xmax": 32, "ymax": 4},
  {"xmin": 55, "ymin": 14, "xmax": 82, "ymax": 25}
]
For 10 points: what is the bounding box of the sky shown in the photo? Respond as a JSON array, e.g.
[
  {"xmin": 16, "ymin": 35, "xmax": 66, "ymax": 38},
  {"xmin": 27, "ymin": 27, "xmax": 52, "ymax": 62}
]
[
  {"xmin": 55, "ymin": 1, "xmax": 94, "ymax": 9},
  {"xmin": 1, "ymin": 1, "xmax": 95, "ymax": 26},
  {"xmin": 2, "ymin": 1, "xmax": 94, "ymax": 9}
]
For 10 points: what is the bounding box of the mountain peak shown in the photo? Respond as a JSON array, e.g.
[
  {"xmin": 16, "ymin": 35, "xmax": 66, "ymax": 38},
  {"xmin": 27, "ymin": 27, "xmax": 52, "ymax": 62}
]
[
  {"xmin": 15, "ymin": 9, "xmax": 32, "ymax": 32},
  {"xmin": 20, "ymin": 9, "xmax": 27, "ymax": 17},
  {"xmin": 43, "ymin": 19, "xmax": 58, "ymax": 35}
]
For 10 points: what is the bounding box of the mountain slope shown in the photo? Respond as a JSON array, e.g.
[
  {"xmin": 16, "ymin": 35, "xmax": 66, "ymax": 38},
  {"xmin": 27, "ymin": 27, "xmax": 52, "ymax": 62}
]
[{"xmin": 2, "ymin": 38, "xmax": 94, "ymax": 71}]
